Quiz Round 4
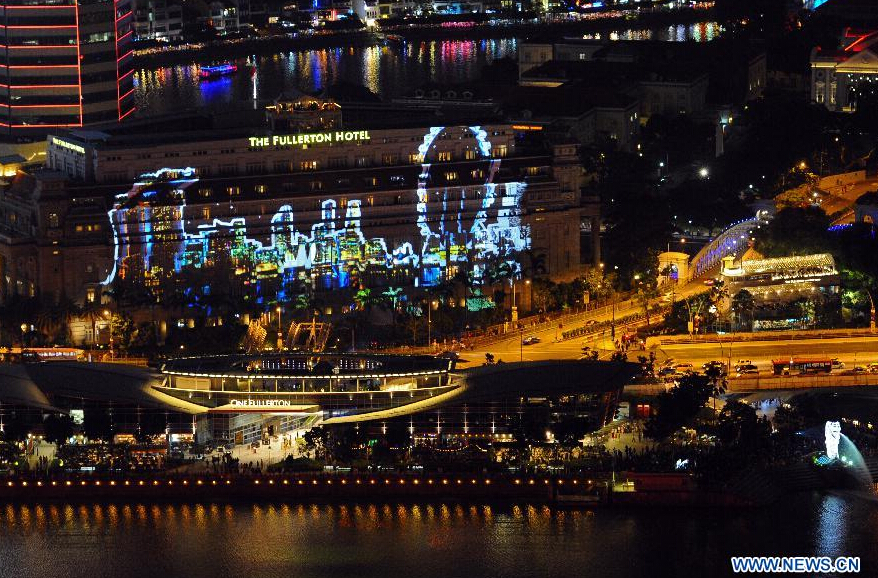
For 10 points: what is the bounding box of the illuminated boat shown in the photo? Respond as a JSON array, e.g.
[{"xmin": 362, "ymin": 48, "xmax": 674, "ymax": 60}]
[{"xmin": 199, "ymin": 63, "xmax": 238, "ymax": 79}]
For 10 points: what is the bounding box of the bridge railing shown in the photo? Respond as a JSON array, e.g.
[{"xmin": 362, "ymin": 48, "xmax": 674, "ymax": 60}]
[{"xmin": 689, "ymin": 218, "xmax": 759, "ymax": 279}]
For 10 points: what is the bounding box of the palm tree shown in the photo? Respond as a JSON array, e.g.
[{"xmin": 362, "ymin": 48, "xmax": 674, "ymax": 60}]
[
  {"xmin": 79, "ymin": 301, "xmax": 107, "ymax": 347},
  {"xmin": 705, "ymin": 365, "xmax": 727, "ymax": 412},
  {"xmin": 635, "ymin": 284, "xmax": 661, "ymax": 326},
  {"xmin": 731, "ymin": 289, "xmax": 755, "ymax": 331},
  {"xmin": 709, "ymin": 279, "xmax": 729, "ymax": 310},
  {"xmin": 353, "ymin": 288, "xmax": 375, "ymax": 312}
]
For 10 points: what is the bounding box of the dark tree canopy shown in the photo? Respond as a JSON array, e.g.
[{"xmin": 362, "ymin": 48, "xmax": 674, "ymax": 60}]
[{"xmin": 755, "ymin": 206, "xmax": 833, "ymax": 257}]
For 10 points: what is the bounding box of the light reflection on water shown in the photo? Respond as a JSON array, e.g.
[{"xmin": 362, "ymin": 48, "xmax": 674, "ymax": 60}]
[
  {"xmin": 133, "ymin": 22, "xmax": 720, "ymax": 118},
  {"xmin": 0, "ymin": 494, "xmax": 875, "ymax": 578}
]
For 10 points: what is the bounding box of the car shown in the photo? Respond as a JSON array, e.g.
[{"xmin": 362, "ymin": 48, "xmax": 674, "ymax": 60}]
[
  {"xmin": 673, "ymin": 363, "xmax": 694, "ymax": 372},
  {"xmin": 703, "ymin": 279, "xmax": 716, "ymax": 286},
  {"xmin": 831, "ymin": 358, "xmax": 845, "ymax": 369},
  {"xmin": 844, "ymin": 366, "xmax": 868, "ymax": 375},
  {"xmin": 867, "ymin": 363, "xmax": 878, "ymax": 373},
  {"xmin": 585, "ymin": 320, "xmax": 598, "ymax": 326},
  {"xmin": 702, "ymin": 361, "xmax": 728, "ymax": 376},
  {"xmin": 658, "ymin": 367, "xmax": 676, "ymax": 377},
  {"xmin": 522, "ymin": 336, "xmax": 541, "ymax": 345},
  {"xmin": 736, "ymin": 364, "xmax": 759, "ymax": 377},
  {"xmin": 734, "ymin": 361, "xmax": 754, "ymax": 372}
]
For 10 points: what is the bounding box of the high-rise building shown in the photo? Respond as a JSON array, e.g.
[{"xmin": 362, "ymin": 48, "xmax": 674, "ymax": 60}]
[{"xmin": 0, "ymin": 0, "xmax": 135, "ymax": 139}]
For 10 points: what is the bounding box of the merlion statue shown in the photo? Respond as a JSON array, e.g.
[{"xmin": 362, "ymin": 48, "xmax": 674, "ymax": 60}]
[{"xmin": 825, "ymin": 421, "xmax": 841, "ymax": 461}]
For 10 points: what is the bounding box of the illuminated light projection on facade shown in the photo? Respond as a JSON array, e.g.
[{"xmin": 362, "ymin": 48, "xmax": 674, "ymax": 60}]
[{"xmin": 101, "ymin": 126, "xmax": 530, "ymax": 300}]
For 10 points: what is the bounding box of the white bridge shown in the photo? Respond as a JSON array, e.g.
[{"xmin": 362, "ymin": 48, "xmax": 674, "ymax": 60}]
[{"xmin": 688, "ymin": 217, "xmax": 761, "ymax": 279}]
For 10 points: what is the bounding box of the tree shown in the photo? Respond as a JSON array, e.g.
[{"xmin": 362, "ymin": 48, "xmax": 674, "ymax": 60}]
[
  {"xmin": 635, "ymin": 284, "xmax": 661, "ymax": 326},
  {"xmin": 731, "ymin": 289, "xmax": 755, "ymax": 331},
  {"xmin": 303, "ymin": 426, "xmax": 329, "ymax": 461},
  {"xmin": 755, "ymin": 207, "xmax": 833, "ymax": 258},
  {"xmin": 715, "ymin": 400, "xmax": 770, "ymax": 450},
  {"xmin": 110, "ymin": 313, "xmax": 135, "ymax": 353},
  {"xmin": 708, "ymin": 279, "xmax": 729, "ymax": 310},
  {"xmin": 644, "ymin": 373, "xmax": 713, "ymax": 440},
  {"xmin": 43, "ymin": 414, "xmax": 74, "ymax": 446},
  {"xmin": 705, "ymin": 365, "xmax": 727, "ymax": 412}
]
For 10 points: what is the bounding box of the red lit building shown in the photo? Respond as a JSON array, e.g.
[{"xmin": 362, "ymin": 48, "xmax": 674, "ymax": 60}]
[{"xmin": 0, "ymin": 0, "xmax": 134, "ymax": 138}]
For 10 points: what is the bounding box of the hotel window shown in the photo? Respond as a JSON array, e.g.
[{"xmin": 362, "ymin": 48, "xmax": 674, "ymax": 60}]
[
  {"xmin": 464, "ymin": 150, "xmax": 477, "ymax": 160},
  {"xmin": 471, "ymin": 169, "xmax": 484, "ymax": 180},
  {"xmin": 301, "ymin": 160, "xmax": 318, "ymax": 171},
  {"xmin": 355, "ymin": 156, "xmax": 370, "ymax": 168},
  {"xmin": 437, "ymin": 151, "xmax": 452, "ymax": 162},
  {"xmin": 282, "ymin": 183, "xmax": 299, "ymax": 192},
  {"xmin": 336, "ymin": 178, "xmax": 351, "ymax": 189},
  {"xmin": 527, "ymin": 166, "xmax": 541, "ymax": 176},
  {"xmin": 273, "ymin": 161, "xmax": 290, "ymax": 173},
  {"xmin": 75, "ymin": 225, "xmax": 83, "ymax": 232},
  {"xmin": 830, "ymin": 82, "xmax": 837, "ymax": 105},
  {"xmin": 246, "ymin": 162, "xmax": 264, "ymax": 175},
  {"xmin": 382, "ymin": 154, "xmax": 399, "ymax": 165},
  {"xmin": 219, "ymin": 164, "xmax": 235, "ymax": 176},
  {"xmin": 310, "ymin": 181, "xmax": 324, "ymax": 191},
  {"xmin": 201, "ymin": 207, "xmax": 210, "ymax": 220},
  {"xmin": 444, "ymin": 172, "xmax": 458, "ymax": 182},
  {"xmin": 365, "ymin": 177, "xmax": 378, "ymax": 188},
  {"xmin": 328, "ymin": 157, "xmax": 347, "ymax": 169},
  {"xmin": 199, "ymin": 188, "xmax": 212, "ymax": 198},
  {"xmin": 86, "ymin": 288, "xmax": 96, "ymax": 303},
  {"xmin": 226, "ymin": 186, "xmax": 241, "ymax": 196},
  {"xmin": 48, "ymin": 213, "xmax": 59, "ymax": 228},
  {"xmin": 367, "ymin": 196, "xmax": 374, "ymax": 206},
  {"xmin": 254, "ymin": 184, "xmax": 267, "ymax": 194},
  {"xmin": 815, "ymin": 81, "xmax": 825, "ymax": 103},
  {"xmin": 492, "ymin": 145, "xmax": 508, "ymax": 158},
  {"xmin": 408, "ymin": 153, "xmax": 423, "ymax": 164}
]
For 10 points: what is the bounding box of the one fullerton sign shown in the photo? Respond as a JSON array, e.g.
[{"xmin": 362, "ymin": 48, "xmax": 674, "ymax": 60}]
[
  {"xmin": 231, "ymin": 399, "xmax": 292, "ymax": 408},
  {"xmin": 209, "ymin": 399, "xmax": 319, "ymax": 413},
  {"xmin": 249, "ymin": 130, "xmax": 371, "ymax": 149}
]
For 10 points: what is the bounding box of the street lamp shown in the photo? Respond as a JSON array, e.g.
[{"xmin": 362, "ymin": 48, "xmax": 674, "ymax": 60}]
[
  {"xmin": 510, "ymin": 277, "xmax": 519, "ymax": 323},
  {"xmin": 276, "ymin": 306, "xmax": 283, "ymax": 350},
  {"xmin": 699, "ymin": 167, "xmax": 709, "ymax": 179},
  {"xmin": 427, "ymin": 300, "xmax": 438, "ymax": 350}
]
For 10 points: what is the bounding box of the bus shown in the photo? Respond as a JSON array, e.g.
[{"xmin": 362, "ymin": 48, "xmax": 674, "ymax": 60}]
[
  {"xmin": 0, "ymin": 347, "xmax": 84, "ymax": 363},
  {"xmin": 772, "ymin": 357, "xmax": 832, "ymax": 376}
]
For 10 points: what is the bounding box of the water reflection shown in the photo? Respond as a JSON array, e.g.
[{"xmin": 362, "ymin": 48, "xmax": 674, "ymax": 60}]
[
  {"xmin": 0, "ymin": 496, "xmax": 873, "ymax": 578},
  {"xmin": 134, "ymin": 24, "xmax": 719, "ymax": 118}
]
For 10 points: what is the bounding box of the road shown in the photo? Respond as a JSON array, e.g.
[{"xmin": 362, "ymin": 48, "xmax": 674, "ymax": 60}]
[
  {"xmin": 457, "ymin": 280, "xmax": 708, "ymax": 365},
  {"xmin": 655, "ymin": 336, "xmax": 878, "ymax": 374},
  {"xmin": 819, "ymin": 177, "xmax": 878, "ymax": 223}
]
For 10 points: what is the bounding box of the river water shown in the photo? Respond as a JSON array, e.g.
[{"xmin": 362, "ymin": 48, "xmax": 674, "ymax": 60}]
[
  {"xmin": 133, "ymin": 22, "xmax": 721, "ymax": 118},
  {"xmin": 1, "ymin": 492, "xmax": 876, "ymax": 578}
]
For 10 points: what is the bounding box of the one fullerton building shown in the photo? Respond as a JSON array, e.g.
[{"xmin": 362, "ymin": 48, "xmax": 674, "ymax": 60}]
[{"xmin": 0, "ymin": 102, "xmax": 594, "ymax": 309}]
